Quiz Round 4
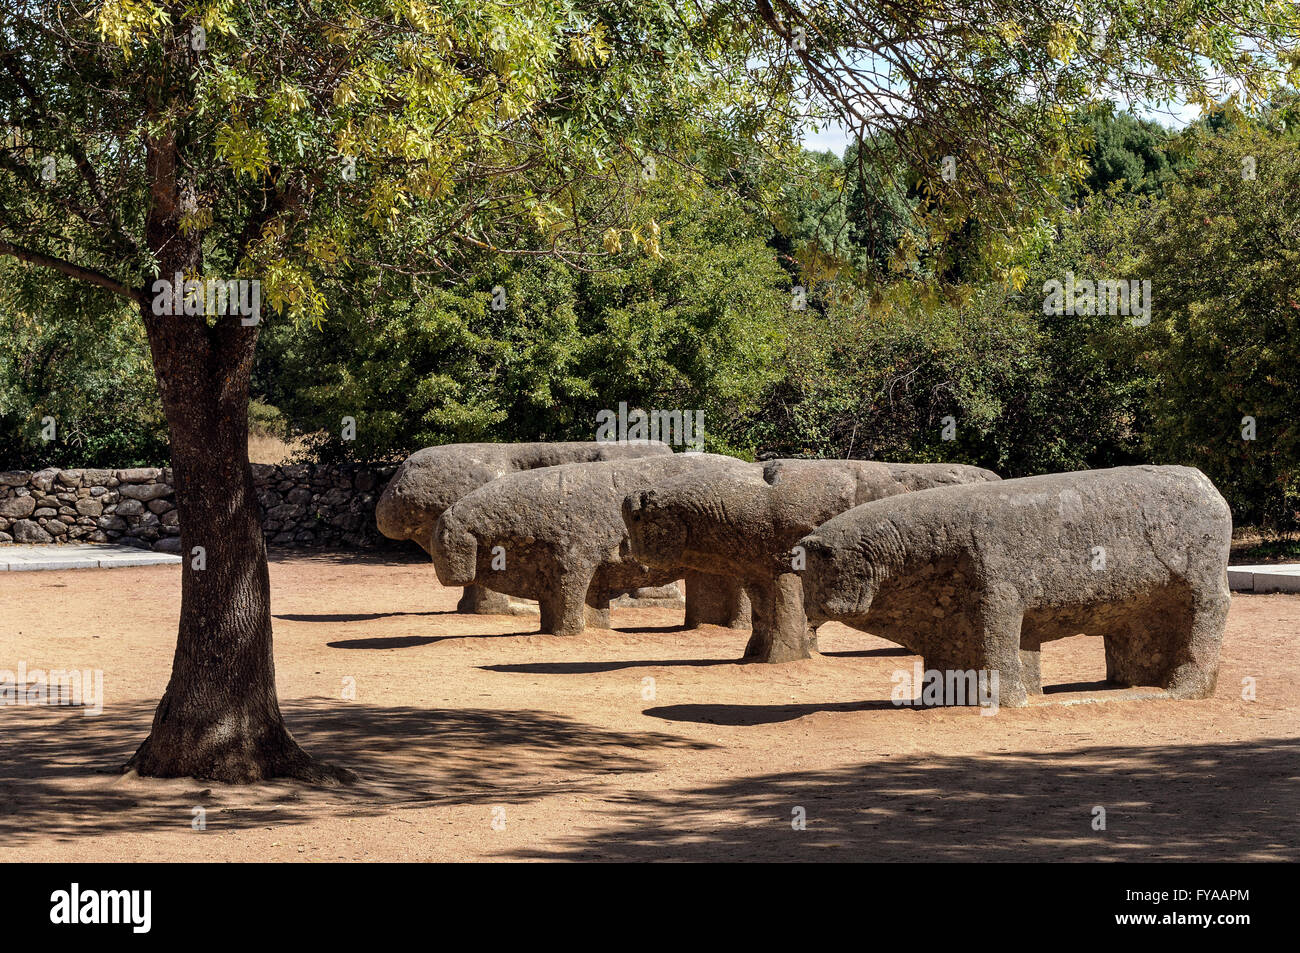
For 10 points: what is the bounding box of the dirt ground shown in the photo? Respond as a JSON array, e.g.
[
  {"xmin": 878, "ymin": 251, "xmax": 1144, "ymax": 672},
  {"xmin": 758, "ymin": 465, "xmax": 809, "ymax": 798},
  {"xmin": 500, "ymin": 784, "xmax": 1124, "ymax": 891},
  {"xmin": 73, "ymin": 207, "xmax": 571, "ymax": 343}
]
[{"xmin": 1, "ymin": 551, "xmax": 1296, "ymax": 862}]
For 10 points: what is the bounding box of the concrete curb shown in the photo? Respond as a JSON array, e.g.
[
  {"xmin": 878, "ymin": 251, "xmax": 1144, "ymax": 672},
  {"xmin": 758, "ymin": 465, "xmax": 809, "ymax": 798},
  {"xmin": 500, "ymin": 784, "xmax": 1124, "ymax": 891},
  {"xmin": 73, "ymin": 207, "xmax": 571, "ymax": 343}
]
[
  {"xmin": 0, "ymin": 544, "xmax": 181, "ymax": 572},
  {"xmin": 1228, "ymin": 564, "xmax": 1300, "ymax": 594}
]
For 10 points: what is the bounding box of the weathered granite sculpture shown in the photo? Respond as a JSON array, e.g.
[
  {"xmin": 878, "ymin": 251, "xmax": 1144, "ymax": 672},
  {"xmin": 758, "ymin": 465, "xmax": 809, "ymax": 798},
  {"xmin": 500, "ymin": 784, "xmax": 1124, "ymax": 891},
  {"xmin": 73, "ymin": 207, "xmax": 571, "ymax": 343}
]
[
  {"xmin": 683, "ymin": 571, "xmax": 752, "ymax": 629},
  {"xmin": 376, "ymin": 441, "xmax": 672, "ymax": 613},
  {"xmin": 431, "ymin": 453, "xmax": 759, "ymax": 635},
  {"xmin": 800, "ymin": 465, "xmax": 1232, "ymax": 706},
  {"xmin": 623, "ymin": 459, "xmax": 1002, "ymax": 662}
]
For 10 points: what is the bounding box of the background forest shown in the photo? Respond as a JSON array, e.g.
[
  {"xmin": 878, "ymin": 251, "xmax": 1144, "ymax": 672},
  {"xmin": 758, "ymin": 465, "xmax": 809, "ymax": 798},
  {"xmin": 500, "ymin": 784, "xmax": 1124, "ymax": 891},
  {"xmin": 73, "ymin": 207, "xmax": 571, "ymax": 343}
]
[{"xmin": 3, "ymin": 104, "xmax": 1297, "ymax": 533}]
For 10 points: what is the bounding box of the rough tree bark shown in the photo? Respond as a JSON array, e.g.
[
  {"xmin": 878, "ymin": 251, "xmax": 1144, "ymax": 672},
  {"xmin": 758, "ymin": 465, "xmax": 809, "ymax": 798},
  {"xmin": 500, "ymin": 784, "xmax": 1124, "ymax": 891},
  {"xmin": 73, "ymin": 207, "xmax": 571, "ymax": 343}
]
[{"xmin": 122, "ymin": 132, "xmax": 351, "ymax": 783}]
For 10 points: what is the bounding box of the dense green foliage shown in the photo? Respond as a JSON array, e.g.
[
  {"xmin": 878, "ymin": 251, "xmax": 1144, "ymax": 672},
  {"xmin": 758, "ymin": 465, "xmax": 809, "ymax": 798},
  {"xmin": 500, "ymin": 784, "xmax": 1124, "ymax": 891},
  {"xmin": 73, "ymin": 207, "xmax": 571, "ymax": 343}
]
[
  {"xmin": 1075, "ymin": 109, "xmax": 1189, "ymax": 198},
  {"xmin": 772, "ymin": 144, "xmax": 917, "ymax": 289},
  {"xmin": 4, "ymin": 84, "xmax": 1300, "ymax": 530},
  {"xmin": 5, "ymin": 3, "xmax": 1297, "ymax": 505},
  {"xmin": 744, "ymin": 114, "xmax": 1300, "ymax": 529},
  {"xmin": 0, "ymin": 261, "xmax": 167, "ymax": 468},
  {"xmin": 1139, "ymin": 124, "xmax": 1300, "ymax": 529},
  {"xmin": 254, "ymin": 177, "xmax": 789, "ymax": 460}
]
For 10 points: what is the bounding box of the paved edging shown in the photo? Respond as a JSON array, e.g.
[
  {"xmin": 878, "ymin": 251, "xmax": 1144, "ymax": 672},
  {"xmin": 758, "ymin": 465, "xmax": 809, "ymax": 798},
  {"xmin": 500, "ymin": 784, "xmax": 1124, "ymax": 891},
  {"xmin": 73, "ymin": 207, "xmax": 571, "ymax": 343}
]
[
  {"xmin": 0, "ymin": 543, "xmax": 181, "ymax": 571},
  {"xmin": 1228, "ymin": 564, "xmax": 1300, "ymax": 594}
]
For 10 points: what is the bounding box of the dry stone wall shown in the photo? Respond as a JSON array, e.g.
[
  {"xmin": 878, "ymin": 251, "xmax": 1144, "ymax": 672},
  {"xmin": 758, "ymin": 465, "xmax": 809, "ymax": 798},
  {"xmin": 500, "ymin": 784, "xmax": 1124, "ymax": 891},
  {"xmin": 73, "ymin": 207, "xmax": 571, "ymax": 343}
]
[{"xmin": 0, "ymin": 463, "xmax": 399, "ymax": 552}]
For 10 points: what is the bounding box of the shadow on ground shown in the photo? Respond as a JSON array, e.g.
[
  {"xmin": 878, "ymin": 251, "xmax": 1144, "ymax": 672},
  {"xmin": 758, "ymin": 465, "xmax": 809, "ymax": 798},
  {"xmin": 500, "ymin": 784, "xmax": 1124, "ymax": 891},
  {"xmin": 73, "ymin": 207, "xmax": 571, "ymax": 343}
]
[
  {"xmin": 821, "ymin": 647, "xmax": 913, "ymax": 659},
  {"xmin": 613, "ymin": 624, "xmax": 690, "ymax": 634},
  {"xmin": 328, "ymin": 631, "xmax": 534, "ymax": 649},
  {"xmin": 0, "ymin": 698, "xmax": 711, "ymax": 844},
  {"xmin": 481, "ymin": 658, "xmax": 737, "ymax": 675},
  {"xmin": 638, "ymin": 683, "xmax": 1159, "ymax": 725},
  {"xmin": 4, "ymin": 699, "xmax": 1295, "ymax": 860},
  {"xmin": 643, "ymin": 700, "xmax": 902, "ymax": 724},
  {"xmin": 277, "ymin": 610, "xmax": 453, "ymax": 623},
  {"xmin": 508, "ymin": 737, "xmax": 1300, "ymax": 861}
]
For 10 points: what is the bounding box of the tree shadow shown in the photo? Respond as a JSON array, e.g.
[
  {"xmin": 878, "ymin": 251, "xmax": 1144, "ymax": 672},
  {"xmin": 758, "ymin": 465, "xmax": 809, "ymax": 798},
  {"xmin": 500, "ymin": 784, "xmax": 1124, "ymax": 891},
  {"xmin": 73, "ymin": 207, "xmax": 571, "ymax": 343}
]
[
  {"xmin": 6, "ymin": 699, "xmax": 1295, "ymax": 861},
  {"xmin": 0, "ymin": 698, "xmax": 712, "ymax": 844},
  {"xmin": 506, "ymin": 737, "xmax": 1300, "ymax": 861}
]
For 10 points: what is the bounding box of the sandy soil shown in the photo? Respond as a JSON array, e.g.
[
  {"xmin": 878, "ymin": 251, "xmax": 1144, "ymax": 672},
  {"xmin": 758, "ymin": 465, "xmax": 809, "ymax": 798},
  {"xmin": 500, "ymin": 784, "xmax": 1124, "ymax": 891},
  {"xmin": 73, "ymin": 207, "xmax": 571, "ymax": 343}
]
[{"xmin": 1, "ymin": 551, "xmax": 1296, "ymax": 862}]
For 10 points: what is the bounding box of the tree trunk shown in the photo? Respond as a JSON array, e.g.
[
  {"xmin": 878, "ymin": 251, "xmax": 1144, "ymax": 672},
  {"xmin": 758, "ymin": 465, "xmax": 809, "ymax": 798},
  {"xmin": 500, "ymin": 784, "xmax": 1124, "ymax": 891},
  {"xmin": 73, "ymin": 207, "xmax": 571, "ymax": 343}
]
[
  {"xmin": 124, "ymin": 293, "xmax": 350, "ymax": 783},
  {"xmin": 125, "ymin": 138, "xmax": 350, "ymax": 783}
]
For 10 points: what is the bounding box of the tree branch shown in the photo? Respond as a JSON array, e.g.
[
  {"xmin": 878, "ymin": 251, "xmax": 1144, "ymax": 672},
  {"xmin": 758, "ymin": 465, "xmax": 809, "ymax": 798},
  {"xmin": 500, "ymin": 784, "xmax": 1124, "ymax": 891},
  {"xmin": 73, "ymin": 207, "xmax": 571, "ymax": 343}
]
[
  {"xmin": 0, "ymin": 44, "xmax": 144, "ymax": 261},
  {"xmin": 0, "ymin": 239, "xmax": 145, "ymax": 304}
]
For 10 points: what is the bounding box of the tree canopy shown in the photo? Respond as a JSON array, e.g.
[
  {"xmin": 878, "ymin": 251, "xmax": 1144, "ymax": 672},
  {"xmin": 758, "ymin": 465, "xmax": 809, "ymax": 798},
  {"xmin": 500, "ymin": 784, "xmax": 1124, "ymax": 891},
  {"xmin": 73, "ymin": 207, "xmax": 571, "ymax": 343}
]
[{"xmin": 2, "ymin": 0, "xmax": 1298, "ymax": 781}]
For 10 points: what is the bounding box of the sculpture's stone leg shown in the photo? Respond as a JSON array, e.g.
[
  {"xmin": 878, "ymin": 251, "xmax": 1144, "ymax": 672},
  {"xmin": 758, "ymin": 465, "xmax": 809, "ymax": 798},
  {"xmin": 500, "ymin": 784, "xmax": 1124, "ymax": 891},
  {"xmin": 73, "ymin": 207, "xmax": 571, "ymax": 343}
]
[
  {"xmin": 685, "ymin": 571, "xmax": 752, "ymax": 629},
  {"xmin": 1162, "ymin": 588, "xmax": 1229, "ymax": 699},
  {"xmin": 456, "ymin": 584, "xmax": 514, "ymax": 614},
  {"xmin": 920, "ymin": 646, "xmax": 981, "ymax": 707},
  {"xmin": 982, "ymin": 596, "xmax": 1028, "ymax": 708},
  {"xmin": 583, "ymin": 584, "xmax": 612, "ymax": 630},
  {"xmin": 539, "ymin": 567, "xmax": 598, "ymax": 636},
  {"xmin": 742, "ymin": 572, "xmax": 816, "ymax": 663},
  {"xmin": 1018, "ymin": 633, "xmax": 1043, "ymax": 696},
  {"xmin": 922, "ymin": 594, "xmax": 1025, "ymax": 707},
  {"xmin": 1104, "ymin": 614, "xmax": 1172, "ymax": 689},
  {"xmin": 537, "ymin": 591, "xmax": 564, "ymax": 634}
]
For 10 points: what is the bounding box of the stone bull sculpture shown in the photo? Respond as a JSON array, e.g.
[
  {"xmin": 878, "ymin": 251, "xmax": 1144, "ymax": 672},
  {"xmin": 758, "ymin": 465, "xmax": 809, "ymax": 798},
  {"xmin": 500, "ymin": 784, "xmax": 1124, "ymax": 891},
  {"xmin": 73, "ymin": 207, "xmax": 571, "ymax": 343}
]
[
  {"xmin": 431, "ymin": 453, "xmax": 759, "ymax": 635},
  {"xmin": 376, "ymin": 441, "xmax": 671, "ymax": 613},
  {"xmin": 800, "ymin": 465, "xmax": 1232, "ymax": 706},
  {"xmin": 622, "ymin": 459, "xmax": 1001, "ymax": 662}
]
